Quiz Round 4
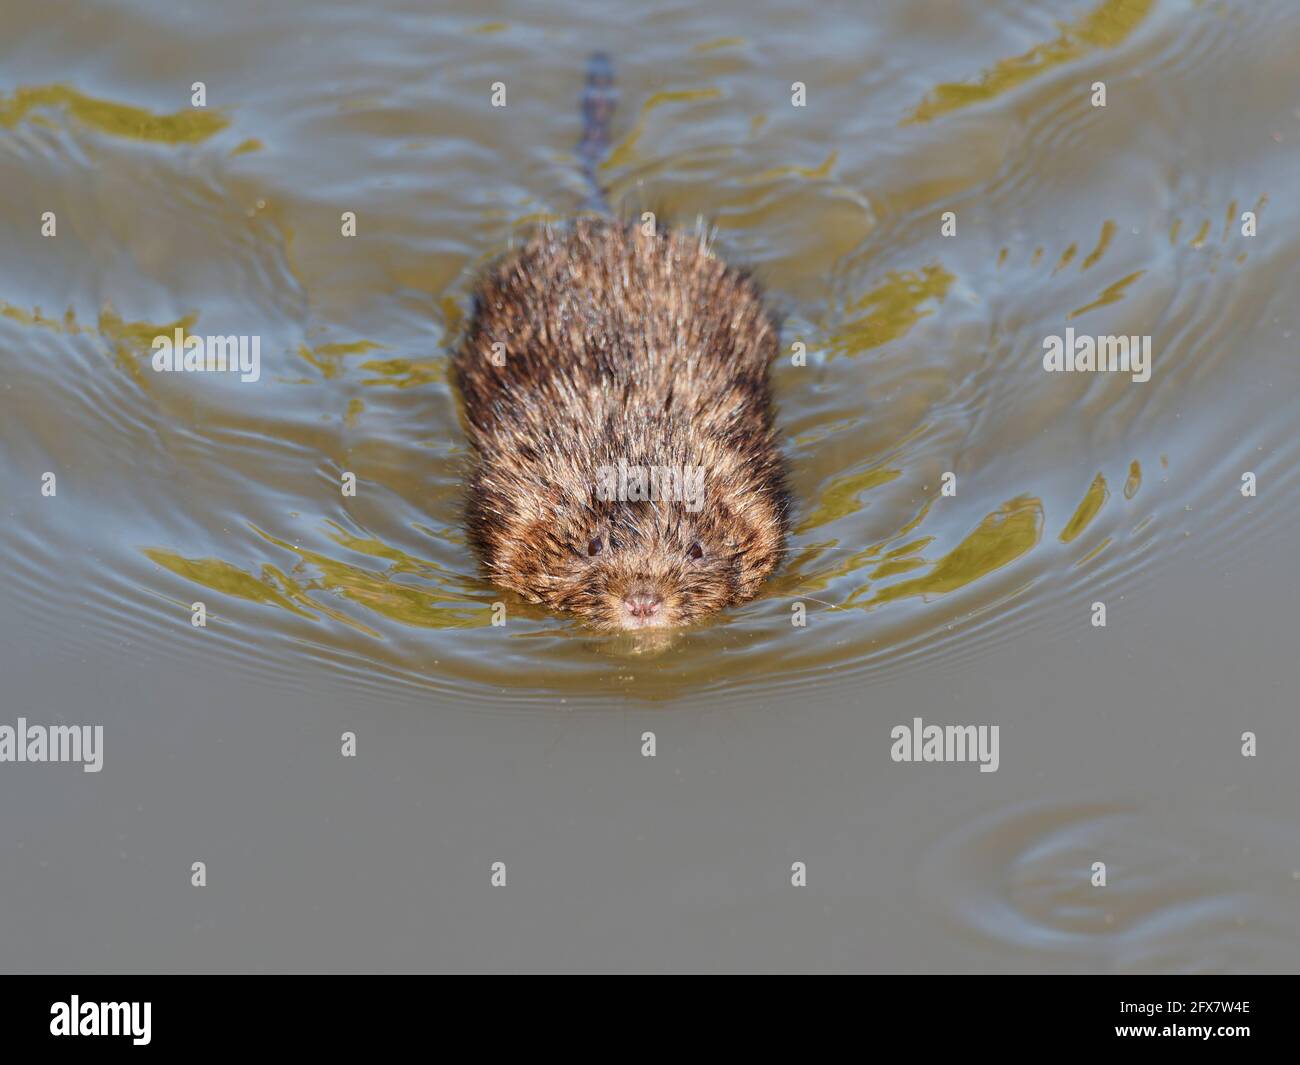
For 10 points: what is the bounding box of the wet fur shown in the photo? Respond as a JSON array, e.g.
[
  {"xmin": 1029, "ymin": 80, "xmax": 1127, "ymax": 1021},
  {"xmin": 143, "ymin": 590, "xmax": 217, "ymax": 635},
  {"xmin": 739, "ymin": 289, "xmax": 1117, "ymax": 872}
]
[{"xmin": 453, "ymin": 219, "xmax": 790, "ymax": 631}]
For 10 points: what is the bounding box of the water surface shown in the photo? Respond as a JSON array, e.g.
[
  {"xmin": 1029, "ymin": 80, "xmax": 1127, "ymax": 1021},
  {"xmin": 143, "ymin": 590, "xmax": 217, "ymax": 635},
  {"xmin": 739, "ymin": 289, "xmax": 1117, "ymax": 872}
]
[{"xmin": 1, "ymin": 0, "xmax": 1298, "ymax": 972}]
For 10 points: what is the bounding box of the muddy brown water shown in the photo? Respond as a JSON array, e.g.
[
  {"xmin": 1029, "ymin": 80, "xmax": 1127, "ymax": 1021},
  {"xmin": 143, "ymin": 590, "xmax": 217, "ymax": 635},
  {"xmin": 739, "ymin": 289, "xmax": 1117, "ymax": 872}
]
[{"xmin": 1, "ymin": 0, "xmax": 1298, "ymax": 972}]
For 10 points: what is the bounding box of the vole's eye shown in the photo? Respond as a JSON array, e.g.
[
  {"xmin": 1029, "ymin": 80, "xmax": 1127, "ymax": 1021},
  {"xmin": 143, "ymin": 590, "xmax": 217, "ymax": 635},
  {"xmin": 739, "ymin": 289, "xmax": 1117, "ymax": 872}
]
[
  {"xmin": 587, "ymin": 537, "xmax": 603, "ymax": 557},
  {"xmin": 687, "ymin": 541, "xmax": 704, "ymax": 562}
]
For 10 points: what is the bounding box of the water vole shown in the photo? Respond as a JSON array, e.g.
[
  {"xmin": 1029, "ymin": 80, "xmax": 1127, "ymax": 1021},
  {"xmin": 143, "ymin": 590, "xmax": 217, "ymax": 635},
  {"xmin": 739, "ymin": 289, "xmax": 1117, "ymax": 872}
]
[{"xmin": 452, "ymin": 57, "xmax": 789, "ymax": 633}]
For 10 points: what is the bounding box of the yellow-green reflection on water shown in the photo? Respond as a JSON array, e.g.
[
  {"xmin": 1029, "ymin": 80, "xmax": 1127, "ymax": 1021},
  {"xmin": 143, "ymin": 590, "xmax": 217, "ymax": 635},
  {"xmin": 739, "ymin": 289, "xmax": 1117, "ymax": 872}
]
[
  {"xmin": 848, "ymin": 495, "xmax": 1044, "ymax": 608},
  {"xmin": 1067, "ymin": 269, "xmax": 1145, "ymax": 320},
  {"xmin": 743, "ymin": 150, "xmax": 837, "ymax": 185},
  {"xmin": 0, "ymin": 84, "xmax": 230, "ymax": 142},
  {"xmin": 904, "ymin": 0, "xmax": 1154, "ymax": 124},
  {"xmin": 298, "ymin": 341, "xmax": 386, "ymax": 379},
  {"xmin": 1124, "ymin": 460, "xmax": 1142, "ymax": 500},
  {"xmin": 1073, "ymin": 535, "xmax": 1113, "ymax": 568},
  {"xmin": 144, "ymin": 549, "xmax": 326, "ymax": 623},
  {"xmin": 144, "ymin": 518, "xmax": 489, "ymax": 636},
  {"xmin": 795, "ymin": 465, "xmax": 901, "ymax": 533},
  {"xmin": 691, "ymin": 37, "xmax": 746, "ymax": 55},
  {"xmin": 603, "ymin": 87, "xmax": 723, "ymax": 168},
  {"xmin": 1, "ymin": 299, "xmax": 199, "ymax": 384},
  {"xmin": 1060, "ymin": 472, "xmax": 1109, "ymax": 543},
  {"xmin": 826, "ymin": 265, "xmax": 953, "ymax": 359},
  {"xmin": 250, "ymin": 523, "xmax": 485, "ymax": 629},
  {"xmin": 359, "ymin": 356, "xmax": 446, "ymax": 388},
  {"xmin": 1081, "ymin": 220, "xmax": 1117, "ymax": 271}
]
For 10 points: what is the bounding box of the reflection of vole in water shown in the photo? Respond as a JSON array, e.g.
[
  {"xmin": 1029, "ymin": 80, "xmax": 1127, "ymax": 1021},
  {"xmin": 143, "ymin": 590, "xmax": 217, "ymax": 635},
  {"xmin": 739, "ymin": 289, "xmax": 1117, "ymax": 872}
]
[{"xmin": 453, "ymin": 53, "xmax": 789, "ymax": 633}]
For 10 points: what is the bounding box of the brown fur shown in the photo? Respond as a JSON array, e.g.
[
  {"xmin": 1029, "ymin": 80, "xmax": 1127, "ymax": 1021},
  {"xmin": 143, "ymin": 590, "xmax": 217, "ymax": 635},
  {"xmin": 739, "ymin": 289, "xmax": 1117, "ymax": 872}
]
[{"xmin": 452, "ymin": 218, "xmax": 789, "ymax": 632}]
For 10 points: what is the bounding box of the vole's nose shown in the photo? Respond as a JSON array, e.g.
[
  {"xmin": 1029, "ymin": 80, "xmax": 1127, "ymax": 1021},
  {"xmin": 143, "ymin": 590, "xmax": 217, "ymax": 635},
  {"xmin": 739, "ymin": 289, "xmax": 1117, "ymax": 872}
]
[{"xmin": 623, "ymin": 593, "xmax": 662, "ymax": 620}]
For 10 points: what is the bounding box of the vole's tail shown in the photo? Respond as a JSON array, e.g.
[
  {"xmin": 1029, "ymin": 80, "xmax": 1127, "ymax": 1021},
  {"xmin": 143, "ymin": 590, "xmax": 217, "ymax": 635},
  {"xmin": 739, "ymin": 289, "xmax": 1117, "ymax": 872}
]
[{"xmin": 577, "ymin": 51, "xmax": 617, "ymax": 213}]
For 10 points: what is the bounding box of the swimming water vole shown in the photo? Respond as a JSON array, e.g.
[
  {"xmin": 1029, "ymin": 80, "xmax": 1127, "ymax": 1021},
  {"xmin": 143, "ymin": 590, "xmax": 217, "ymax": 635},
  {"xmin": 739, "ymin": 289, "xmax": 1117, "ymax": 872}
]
[{"xmin": 452, "ymin": 56, "xmax": 789, "ymax": 633}]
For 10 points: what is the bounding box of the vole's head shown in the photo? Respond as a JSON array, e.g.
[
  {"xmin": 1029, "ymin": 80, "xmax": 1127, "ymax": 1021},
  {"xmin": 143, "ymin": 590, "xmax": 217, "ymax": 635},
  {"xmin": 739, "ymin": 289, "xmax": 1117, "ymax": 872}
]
[{"xmin": 482, "ymin": 480, "xmax": 787, "ymax": 632}]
